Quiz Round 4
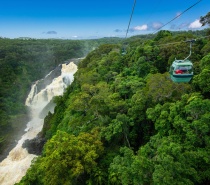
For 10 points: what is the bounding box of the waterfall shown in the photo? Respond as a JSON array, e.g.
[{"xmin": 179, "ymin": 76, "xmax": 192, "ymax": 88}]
[{"xmin": 0, "ymin": 61, "xmax": 78, "ymax": 185}]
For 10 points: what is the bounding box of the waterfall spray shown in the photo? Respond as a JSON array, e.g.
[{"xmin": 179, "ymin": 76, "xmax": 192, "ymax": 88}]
[{"xmin": 0, "ymin": 61, "xmax": 78, "ymax": 185}]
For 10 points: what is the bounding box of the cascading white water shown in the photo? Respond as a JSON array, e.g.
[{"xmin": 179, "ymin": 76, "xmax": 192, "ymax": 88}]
[{"xmin": 0, "ymin": 62, "xmax": 78, "ymax": 185}]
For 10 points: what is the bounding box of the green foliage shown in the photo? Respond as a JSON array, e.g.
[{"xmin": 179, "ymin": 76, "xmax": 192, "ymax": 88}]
[
  {"xmin": 18, "ymin": 130, "xmax": 103, "ymax": 185},
  {"xmin": 200, "ymin": 12, "xmax": 210, "ymax": 26},
  {"xmin": 145, "ymin": 93, "xmax": 210, "ymax": 183},
  {"xmin": 145, "ymin": 72, "xmax": 192, "ymax": 104},
  {"xmin": 201, "ymin": 41, "xmax": 210, "ymax": 55},
  {"xmin": 109, "ymin": 147, "xmax": 135, "ymax": 185},
  {"xmin": 17, "ymin": 30, "xmax": 210, "ymax": 185},
  {"xmin": 192, "ymin": 54, "xmax": 210, "ymax": 97},
  {"xmin": 154, "ymin": 30, "xmax": 172, "ymax": 41},
  {"xmin": 110, "ymin": 93, "xmax": 210, "ymax": 185},
  {"xmin": 199, "ymin": 53, "xmax": 210, "ymax": 70}
]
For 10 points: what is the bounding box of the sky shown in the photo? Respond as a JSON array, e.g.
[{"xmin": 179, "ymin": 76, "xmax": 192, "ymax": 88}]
[{"xmin": 0, "ymin": 0, "xmax": 209, "ymax": 39}]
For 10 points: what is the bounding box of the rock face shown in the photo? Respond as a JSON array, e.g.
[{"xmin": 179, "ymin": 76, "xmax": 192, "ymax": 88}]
[{"xmin": 22, "ymin": 135, "xmax": 46, "ymax": 156}]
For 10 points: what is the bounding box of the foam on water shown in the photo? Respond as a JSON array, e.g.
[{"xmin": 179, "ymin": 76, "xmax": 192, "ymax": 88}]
[{"xmin": 0, "ymin": 62, "xmax": 77, "ymax": 185}]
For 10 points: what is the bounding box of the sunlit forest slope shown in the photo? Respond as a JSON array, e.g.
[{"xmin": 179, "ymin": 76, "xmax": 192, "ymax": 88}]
[{"xmin": 16, "ymin": 27, "xmax": 210, "ymax": 185}]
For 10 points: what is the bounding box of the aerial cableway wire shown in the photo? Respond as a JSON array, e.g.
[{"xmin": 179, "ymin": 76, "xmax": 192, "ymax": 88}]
[
  {"xmin": 125, "ymin": 0, "xmax": 137, "ymax": 39},
  {"xmin": 152, "ymin": 0, "xmax": 203, "ymax": 34},
  {"xmin": 125, "ymin": 0, "xmax": 203, "ymax": 38},
  {"xmin": 123, "ymin": 0, "xmax": 205, "ymax": 50},
  {"xmin": 148, "ymin": 34, "xmax": 210, "ymax": 48}
]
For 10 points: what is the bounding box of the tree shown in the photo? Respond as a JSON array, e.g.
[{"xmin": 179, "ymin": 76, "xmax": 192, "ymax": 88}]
[
  {"xmin": 108, "ymin": 147, "xmax": 136, "ymax": 185},
  {"xmin": 144, "ymin": 93, "xmax": 210, "ymax": 184},
  {"xmin": 154, "ymin": 30, "xmax": 172, "ymax": 41},
  {"xmin": 19, "ymin": 130, "xmax": 104, "ymax": 185},
  {"xmin": 200, "ymin": 12, "xmax": 210, "ymax": 26},
  {"xmin": 192, "ymin": 54, "xmax": 210, "ymax": 97},
  {"xmin": 103, "ymin": 114, "xmax": 132, "ymax": 147},
  {"xmin": 145, "ymin": 72, "xmax": 192, "ymax": 104}
]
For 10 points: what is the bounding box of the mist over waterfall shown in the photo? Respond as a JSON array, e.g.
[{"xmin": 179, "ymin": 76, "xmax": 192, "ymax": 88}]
[{"xmin": 0, "ymin": 61, "xmax": 78, "ymax": 185}]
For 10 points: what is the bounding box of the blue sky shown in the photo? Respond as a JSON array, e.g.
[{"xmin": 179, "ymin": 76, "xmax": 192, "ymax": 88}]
[{"xmin": 0, "ymin": 0, "xmax": 209, "ymax": 39}]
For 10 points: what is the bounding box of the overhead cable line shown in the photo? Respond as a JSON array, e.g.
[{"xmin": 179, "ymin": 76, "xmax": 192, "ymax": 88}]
[
  {"xmin": 152, "ymin": 0, "xmax": 203, "ymax": 34},
  {"xmin": 146, "ymin": 34, "xmax": 210, "ymax": 48},
  {"xmin": 198, "ymin": 35, "xmax": 210, "ymax": 40},
  {"xmin": 125, "ymin": 0, "xmax": 137, "ymax": 39}
]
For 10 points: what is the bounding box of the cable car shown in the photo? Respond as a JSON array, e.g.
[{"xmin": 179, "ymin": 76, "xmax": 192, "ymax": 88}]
[
  {"xmin": 169, "ymin": 39, "xmax": 195, "ymax": 83},
  {"xmin": 169, "ymin": 59, "xmax": 193, "ymax": 82},
  {"xmin": 121, "ymin": 48, "xmax": 127, "ymax": 55}
]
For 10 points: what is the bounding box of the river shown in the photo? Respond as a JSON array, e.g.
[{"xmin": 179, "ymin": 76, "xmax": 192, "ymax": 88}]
[{"xmin": 0, "ymin": 61, "xmax": 78, "ymax": 185}]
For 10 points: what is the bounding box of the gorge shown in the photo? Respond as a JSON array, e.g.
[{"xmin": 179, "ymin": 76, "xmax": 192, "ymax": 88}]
[{"xmin": 0, "ymin": 61, "xmax": 78, "ymax": 185}]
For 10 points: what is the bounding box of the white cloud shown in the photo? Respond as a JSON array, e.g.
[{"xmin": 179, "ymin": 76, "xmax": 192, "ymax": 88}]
[
  {"xmin": 152, "ymin": 22, "xmax": 163, "ymax": 29},
  {"xmin": 133, "ymin": 24, "xmax": 148, "ymax": 31},
  {"xmin": 188, "ymin": 19, "xmax": 202, "ymax": 29}
]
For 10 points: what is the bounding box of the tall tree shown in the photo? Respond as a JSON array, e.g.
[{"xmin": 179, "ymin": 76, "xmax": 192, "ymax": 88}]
[{"xmin": 200, "ymin": 12, "xmax": 210, "ymax": 26}]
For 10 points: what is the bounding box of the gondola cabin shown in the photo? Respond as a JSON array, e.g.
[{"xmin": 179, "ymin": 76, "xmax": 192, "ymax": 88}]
[{"xmin": 169, "ymin": 59, "xmax": 193, "ymax": 83}]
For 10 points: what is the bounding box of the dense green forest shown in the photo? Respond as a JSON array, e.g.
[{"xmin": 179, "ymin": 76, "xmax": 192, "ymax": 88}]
[
  {"xmin": 15, "ymin": 25, "xmax": 210, "ymax": 185},
  {"xmin": 0, "ymin": 37, "xmax": 123, "ymax": 156}
]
